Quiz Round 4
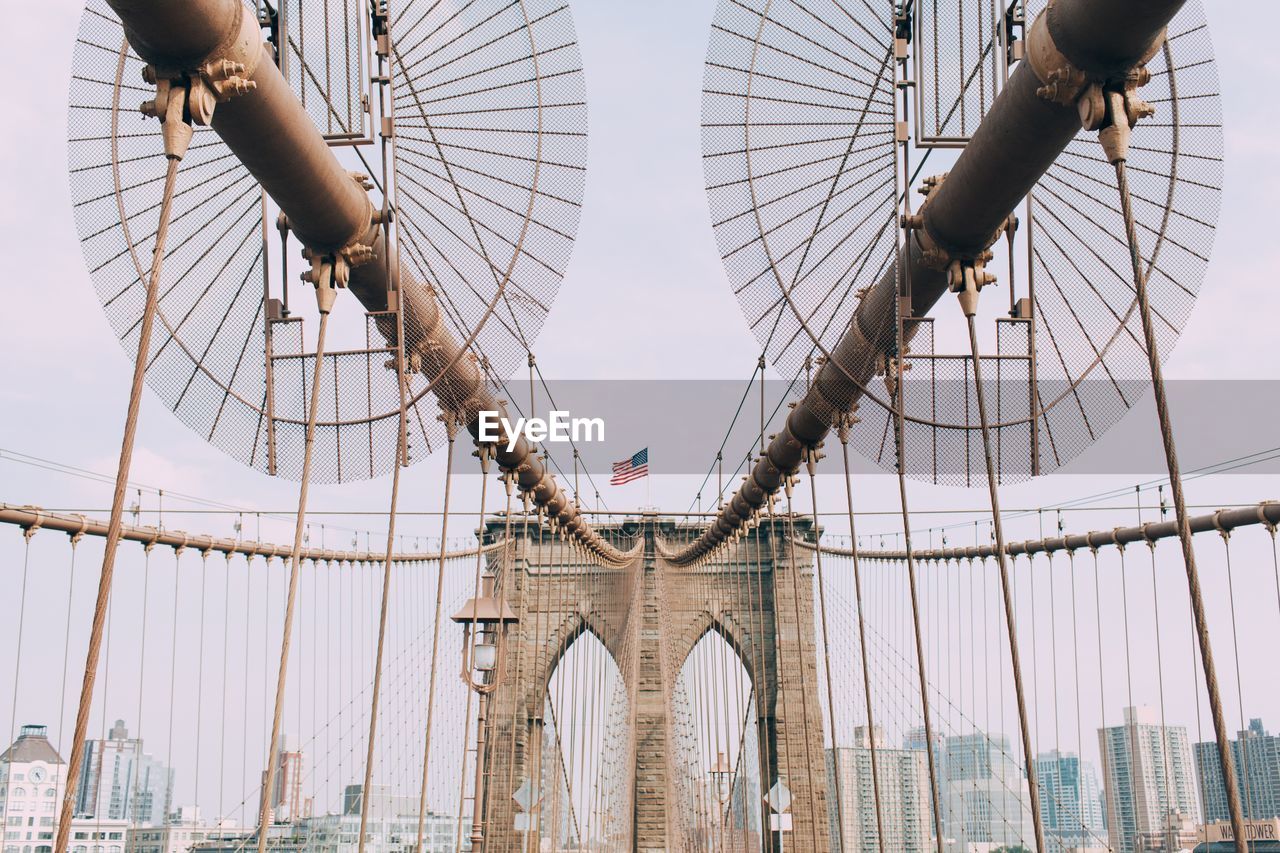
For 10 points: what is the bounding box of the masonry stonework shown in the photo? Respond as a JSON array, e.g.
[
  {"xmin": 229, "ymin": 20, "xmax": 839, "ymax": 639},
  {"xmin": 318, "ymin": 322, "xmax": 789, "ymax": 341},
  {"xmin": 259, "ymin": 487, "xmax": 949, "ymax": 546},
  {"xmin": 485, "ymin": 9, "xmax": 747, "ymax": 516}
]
[{"xmin": 477, "ymin": 515, "xmax": 830, "ymax": 852}]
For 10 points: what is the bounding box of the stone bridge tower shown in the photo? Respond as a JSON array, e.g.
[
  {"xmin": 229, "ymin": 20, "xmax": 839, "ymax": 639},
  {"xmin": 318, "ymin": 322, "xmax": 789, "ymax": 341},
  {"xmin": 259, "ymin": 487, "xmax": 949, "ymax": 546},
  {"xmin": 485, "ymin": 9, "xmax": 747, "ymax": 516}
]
[{"xmin": 477, "ymin": 514, "xmax": 830, "ymax": 852}]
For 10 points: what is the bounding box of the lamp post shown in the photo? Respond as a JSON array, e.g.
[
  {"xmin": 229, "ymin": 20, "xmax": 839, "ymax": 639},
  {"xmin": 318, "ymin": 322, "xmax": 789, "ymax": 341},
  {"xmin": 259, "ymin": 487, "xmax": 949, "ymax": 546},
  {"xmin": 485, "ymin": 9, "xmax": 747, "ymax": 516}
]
[
  {"xmin": 452, "ymin": 576, "xmax": 519, "ymax": 852},
  {"xmin": 709, "ymin": 751, "xmax": 733, "ymax": 846}
]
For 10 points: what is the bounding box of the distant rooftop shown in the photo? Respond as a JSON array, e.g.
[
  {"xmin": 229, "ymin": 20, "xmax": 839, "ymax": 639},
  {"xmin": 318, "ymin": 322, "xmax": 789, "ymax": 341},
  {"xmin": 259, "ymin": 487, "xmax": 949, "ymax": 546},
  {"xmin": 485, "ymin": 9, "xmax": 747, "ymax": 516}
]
[{"xmin": 0, "ymin": 724, "xmax": 65, "ymax": 765}]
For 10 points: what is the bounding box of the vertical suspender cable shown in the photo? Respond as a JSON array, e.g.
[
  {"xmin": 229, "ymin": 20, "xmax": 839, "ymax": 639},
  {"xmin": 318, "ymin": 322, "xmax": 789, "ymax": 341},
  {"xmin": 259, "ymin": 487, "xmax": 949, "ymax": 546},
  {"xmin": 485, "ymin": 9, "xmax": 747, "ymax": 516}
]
[
  {"xmin": 357, "ymin": 345, "xmax": 409, "ymax": 853},
  {"xmin": 3, "ymin": 529, "xmax": 35, "ymax": 837},
  {"xmin": 1105, "ymin": 102, "xmax": 1247, "ymax": 848},
  {"xmin": 57, "ymin": 529, "xmax": 84, "ymax": 753},
  {"xmin": 887, "ymin": 357, "xmax": 946, "ymax": 853},
  {"xmin": 256, "ymin": 292, "xmax": 333, "ymax": 853},
  {"xmin": 836, "ymin": 421, "xmax": 886, "ymax": 851},
  {"xmin": 460, "ymin": 446, "xmax": 492, "ymax": 850},
  {"xmin": 805, "ymin": 450, "xmax": 845, "ymax": 849},
  {"xmin": 56, "ymin": 150, "xmax": 183, "ymax": 853},
  {"xmin": 417, "ymin": 418, "xmax": 459, "ymax": 852},
  {"xmin": 361, "ymin": 49, "xmax": 407, "ymax": 835},
  {"xmin": 964, "ymin": 308, "xmax": 1046, "ymax": 853}
]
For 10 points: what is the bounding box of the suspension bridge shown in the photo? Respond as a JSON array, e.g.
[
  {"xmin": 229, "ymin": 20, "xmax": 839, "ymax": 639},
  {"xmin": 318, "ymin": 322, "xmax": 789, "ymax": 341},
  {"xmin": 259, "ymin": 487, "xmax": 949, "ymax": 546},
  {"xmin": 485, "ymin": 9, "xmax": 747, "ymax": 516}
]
[{"xmin": 1, "ymin": 0, "xmax": 1274, "ymax": 850}]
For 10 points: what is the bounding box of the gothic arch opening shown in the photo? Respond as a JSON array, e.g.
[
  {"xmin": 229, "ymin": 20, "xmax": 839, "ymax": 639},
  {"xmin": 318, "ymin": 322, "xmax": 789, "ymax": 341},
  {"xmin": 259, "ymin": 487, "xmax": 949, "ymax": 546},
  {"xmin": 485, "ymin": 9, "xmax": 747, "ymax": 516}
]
[
  {"xmin": 674, "ymin": 627, "xmax": 764, "ymax": 851},
  {"xmin": 535, "ymin": 619, "xmax": 630, "ymax": 851}
]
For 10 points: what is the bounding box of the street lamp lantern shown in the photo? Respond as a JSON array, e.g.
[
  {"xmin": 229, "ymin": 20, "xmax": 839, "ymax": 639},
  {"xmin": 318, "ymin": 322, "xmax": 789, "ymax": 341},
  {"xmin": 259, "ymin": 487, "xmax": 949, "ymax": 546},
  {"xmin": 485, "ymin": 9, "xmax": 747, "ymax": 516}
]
[
  {"xmin": 709, "ymin": 750, "xmax": 735, "ymax": 820},
  {"xmin": 473, "ymin": 639, "xmax": 498, "ymax": 673},
  {"xmin": 451, "ymin": 584, "xmax": 519, "ymax": 689},
  {"xmin": 451, "ymin": 576, "xmax": 518, "ymax": 852}
]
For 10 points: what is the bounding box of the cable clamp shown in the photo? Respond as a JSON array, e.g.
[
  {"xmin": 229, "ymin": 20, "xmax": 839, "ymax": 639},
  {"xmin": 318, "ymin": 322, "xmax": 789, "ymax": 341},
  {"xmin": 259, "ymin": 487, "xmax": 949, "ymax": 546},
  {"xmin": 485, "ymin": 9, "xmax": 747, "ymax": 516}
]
[
  {"xmin": 1093, "ymin": 76, "xmax": 1156, "ymax": 164},
  {"xmin": 143, "ymin": 526, "xmax": 160, "ymax": 554},
  {"xmin": 69, "ymin": 514, "xmax": 88, "ymax": 548},
  {"xmin": 949, "ymin": 254, "xmax": 999, "ymax": 317},
  {"xmin": 1212, "ymin": 509, "xmax": 1231, "ymax": 541},
  {"xmin": 20, "ymin": 506, "xmax": 43, "ymax": 542},
  {"xmin": 1027, "ymin": 12, "xmax": 1088, "ymax": 107},
  {"xmin": 1026, "ymin": 9, "xmax": 1159, "ymax": 163},
  {"xmin": 1257, "ymin": 501, "xmax": 1278, "ymax": 535},
  {"xmin": 904, "ymin": 176, "xmax": 1013, "ymax": 290},
  {"xmin": 139, "ymin": 57, "xmax": 255, "ymax": 157},
  {"xmin": 832, "ymin": 408, "xmax": 861, "ymax": 444}
]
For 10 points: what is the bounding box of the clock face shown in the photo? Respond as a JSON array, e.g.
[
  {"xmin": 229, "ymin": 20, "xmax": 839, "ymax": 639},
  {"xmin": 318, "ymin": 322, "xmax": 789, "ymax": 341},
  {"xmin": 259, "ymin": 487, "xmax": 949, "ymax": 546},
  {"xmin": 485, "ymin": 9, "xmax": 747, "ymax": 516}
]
[{"xmin": 29, "ymin": 766, "xmax": 46, "ymax": 783}]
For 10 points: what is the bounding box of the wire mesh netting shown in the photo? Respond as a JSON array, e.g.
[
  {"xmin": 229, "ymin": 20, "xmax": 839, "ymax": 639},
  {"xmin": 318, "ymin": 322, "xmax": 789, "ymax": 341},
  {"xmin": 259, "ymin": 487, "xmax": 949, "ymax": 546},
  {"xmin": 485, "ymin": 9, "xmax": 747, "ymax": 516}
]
[
  {"xmin": 701, "ymin": 0, "xmax": 900, "ymax": 390},
  {"xmin": 703, "ymin": 0, "xmax": 1222, "ymax": 486},
  {"xmin": 914, "ymin": 0, "xmax": 1004, "ymax": 145},
  {"xmin": 69, "ymin": 0, "xmax": 277, "ymax": 474},
  {"xmin": 1015, "ymin": 0, "xmax": 1223, "ymax": 479},
  {"xmin": 69, "ymin": 0, "xmax": 588, "ymax": 484},
  {"xmin": 278, "ymin": 0, "xmax": 368, "ymax": 141},
  {"xmin": 390, "ymin": 0, "xmax": 588, "ymax": 405}
]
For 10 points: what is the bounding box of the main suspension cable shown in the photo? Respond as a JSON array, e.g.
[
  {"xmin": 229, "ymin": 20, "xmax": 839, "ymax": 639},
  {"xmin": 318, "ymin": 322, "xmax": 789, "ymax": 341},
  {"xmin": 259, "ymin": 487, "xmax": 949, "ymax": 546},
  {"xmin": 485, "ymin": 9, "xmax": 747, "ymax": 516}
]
[
  {"xmin": 887, "ymin": 353, "xmax": 946, "ymax": 853},
  {"xmin": 836, "ymin": 417, "xmax": 887, "ymax": 851},
  {"xmin": 1102, "ymin": 88, "xmax": 1248, "ymax": 850},
  {"xmin": 55, "ymin": 149, "xmax": 184, "ymax": 853},
  {"xmin": 964, "ymin": 303, "xmax": 1046, "ymax": 853},
  {"xmin": 256, "ymin": 293, "xmax": 334, "ymax": 853}
]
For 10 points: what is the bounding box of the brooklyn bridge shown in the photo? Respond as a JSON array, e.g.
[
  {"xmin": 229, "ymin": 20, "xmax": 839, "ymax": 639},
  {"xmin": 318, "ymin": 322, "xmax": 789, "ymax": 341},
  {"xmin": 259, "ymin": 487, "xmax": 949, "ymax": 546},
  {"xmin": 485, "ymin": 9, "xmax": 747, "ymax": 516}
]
[{"xmin": 1, "ymin": 0, "xmax": 1276, "ymax": 850}]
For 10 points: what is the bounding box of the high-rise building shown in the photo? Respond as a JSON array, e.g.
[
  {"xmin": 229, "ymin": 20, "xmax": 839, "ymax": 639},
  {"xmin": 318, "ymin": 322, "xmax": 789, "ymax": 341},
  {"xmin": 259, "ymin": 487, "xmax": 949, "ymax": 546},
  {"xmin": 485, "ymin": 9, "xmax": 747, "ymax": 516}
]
[
  {"xmin": 826, "ymin": 726, "xmax": 933, "ymax": 852},
  {"xmin": 1098, "ymin": 706, "xmax": 1200, "ymax": 853},
  {"xmin": 341, "ymin": 785, "xmax": 416, "ymax": 823},
  {"xmin": 75, "ymin": 720, "xmax": 173, "ymax": 827},
  {"xmin": 941, "ymin": 731, "xmax": 1035, "ymax": 850},
  {"xmin": 259, "ymin": 738, "xmax": 307, "ymax": 825},
  {"xmin": 1035, "ymin": 750, "xmax": 1106, "ymax": 852},
  {"xmin": 1, "ymin": 724, "xmax": 67, "ymax": 850},
  {"xmin": 1195, "ymin": 718, "xmax": 1280, "ymax": 824},
  {"xmin": 904, "ymin": 725, "xmax": 945, "ymax": 839}
]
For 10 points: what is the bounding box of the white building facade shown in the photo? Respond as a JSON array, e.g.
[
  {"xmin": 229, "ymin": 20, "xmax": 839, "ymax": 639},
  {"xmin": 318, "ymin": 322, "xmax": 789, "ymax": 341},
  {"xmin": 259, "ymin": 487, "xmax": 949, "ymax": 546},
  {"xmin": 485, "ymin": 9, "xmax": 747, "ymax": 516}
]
[
  {"xmin": 827, "ymin": 726, "xmax": 933, "ymax": 852},
  {"xmin": 75, "ymin": 721, "xmax": 172, "ymax": 827},
  {"xmin": 1098, "ymin": 706, "xmax": 1200, "ymax": 853},
  {"xmin": 942, "ymin": 732, "xmax": 1035, "ymax": 851},
  {"xmin": 1036, "ymin": 749, "xmax": 1106, "ymax": 852},
  {"xmin": 1, "ymin": 724, "xmax": 68, "ymax": 853}
]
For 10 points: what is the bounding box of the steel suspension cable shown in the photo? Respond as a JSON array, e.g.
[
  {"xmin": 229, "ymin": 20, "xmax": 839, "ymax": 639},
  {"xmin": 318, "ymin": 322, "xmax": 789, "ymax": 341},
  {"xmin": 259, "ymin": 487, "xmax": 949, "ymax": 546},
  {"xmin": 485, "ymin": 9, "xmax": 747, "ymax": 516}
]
[
  {"xmin": 415, "ymin": 415, "xmax": 458, "ymax": 851},
  {"xmin": 749, "ymin": 519, "xmax": 778, "ymax": 853},
  {"xmin": 1107, "ymin": 112, "xmax": 1248, "ymax": 848},
  {"xmin": 357, "ymin": 363, "xmax": 410, "ymax": 853},
  {"xmin": 782, "ymin": 491, "xmax": 820, "ymax": 849},
  {"xmin": 886, "ymin": 357, "xmax": 946, "ymax": 853},
  {"xmin": 130, "ymin": 545, "xmax": 153, "ymax": 826},
  {"xmin": 255, "ymin": 298, "xmax": 332, "ymax": 853},
  {"xmin": 1118, "ymin": 543, "xmax": 1141, "ymax": 830},
  {"xmin": 481, "ymin": 477, "xmax": 515, "ymax": 852},
  {"xmin": 805, "ymin": 450, "xmax": 846, "ymax": 848},
  {"xmin": 55, "ymin": 152, "xmax": 182, "ymax": 853},
  {"xmin": 2, "ymin": 530, "xmax": 34, "ymax": 837},
  {"xmin": 56, "ymin": 527, "xmax": 84, "ymax": 754},
  {"xmin": 1218, "ymin": 528, "xmax": 1253, "ymax": 820},
  {"xmin": 964, "ymin": 307, "xmax": 1046, "ymax": 852}
]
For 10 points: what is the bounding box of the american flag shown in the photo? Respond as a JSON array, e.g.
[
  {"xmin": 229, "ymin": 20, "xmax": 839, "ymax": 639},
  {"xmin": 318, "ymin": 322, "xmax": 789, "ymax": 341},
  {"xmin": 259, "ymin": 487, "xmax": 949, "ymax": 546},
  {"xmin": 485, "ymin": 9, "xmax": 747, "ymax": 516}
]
[{"xmin": 610, "ymin": 448, "xmax": 649, "ymax": 485}]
